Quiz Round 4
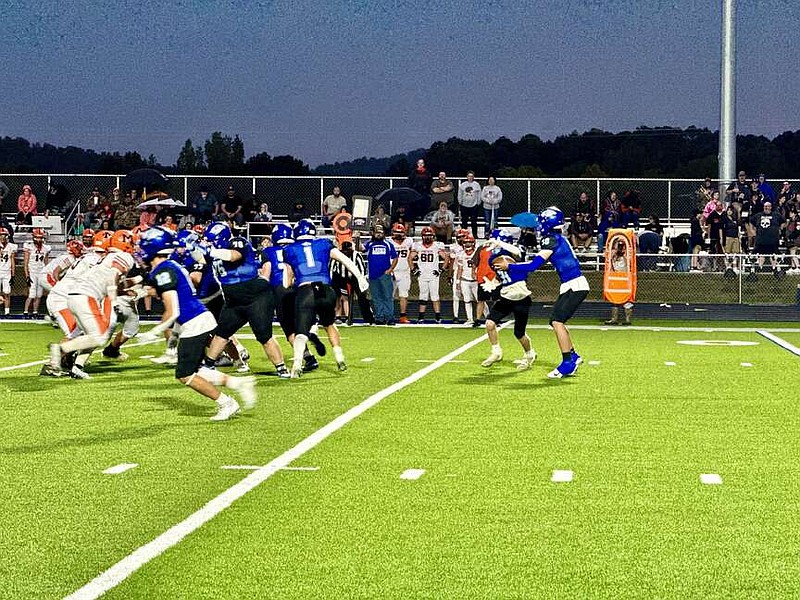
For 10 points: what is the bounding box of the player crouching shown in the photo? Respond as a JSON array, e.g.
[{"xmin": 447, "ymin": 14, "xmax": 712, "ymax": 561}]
[{"xmin": 136, "ymin": 226, "xmax": 255, "ymax": 421}]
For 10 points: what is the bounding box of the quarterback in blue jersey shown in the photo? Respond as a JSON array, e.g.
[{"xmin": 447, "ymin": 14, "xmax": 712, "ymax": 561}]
[
  {"xmin": 480, "ymin": 227, "xmax": 538, "ymax": 370},
  {"xmin": 200, "ymin": 222, "xmax": 289, "ymax": 378},
  {"xmin": 136, "ymin": 226, "xmax": 256, "ymax": 421},
  {"xmin": 259, "ymin": 223, "xmax": 325, "ymax": 372},
  {"xmin": 500, "ymin": 206, "xmax": 589, "ymax": 378},
  {"xmin": 281, "ymin": 219, "xmax": 369, "ymax": 376}
]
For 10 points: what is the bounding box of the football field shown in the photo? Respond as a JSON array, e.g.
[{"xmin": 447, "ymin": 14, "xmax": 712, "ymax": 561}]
[{"xmin": 1, "ymin": 319, "xmax": 799, "ymax": 599}]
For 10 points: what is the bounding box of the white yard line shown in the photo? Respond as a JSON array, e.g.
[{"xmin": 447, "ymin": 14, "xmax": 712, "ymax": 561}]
[
  {"xmin": 64, "ymin": 326, "xmax": 496, "ymax": 600},
  {"xmin": 0, "ymin": 339, "xmax": 165, "ymax": 373},
  {"xmin": 400, "ymin": 468, "xmax": 426, "ymax": 480},
  {"xmin": 756, "ymin": 330, "xmax": 800, "ymax": 357},
  {"xmin": 551, "ymin": 470, "xmax": 574, "ymax": 483},
  {"xmin": 102, "ymin": 463, "xmax": 138, "ymax": 475}
]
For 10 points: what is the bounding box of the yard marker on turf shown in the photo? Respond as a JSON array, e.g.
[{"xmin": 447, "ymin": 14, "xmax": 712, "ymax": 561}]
[
  {"xmin": 360, "ymin": 357, "xmax": 376, "ymax": 362},
  {"xmin": 64, "ymin": 324, "xmax": 500, "ymax": 600},
  {"xmin": 741, "ymin": 362, "xmax": 753, "ymax": 367},
  {"xmin": 400, "ymin": 469, "xmax": 426, "ymax": 480},
  {"xmin": 700, "ymin": 473, "xmax": 723, "ymax": 485},
  {"xmin": 664, "ymin": 361, "xmax": 677, "ymax": 366},
  {"xmin": 551, "ymin": 470, "xmax": 573, "ymax": 483},
  {"xmin": 102, "ymin": 463, "xmax": 138, "ymax": 475},
  {"xmin": 757, "ymin": 330, "xmax": 800, "ymax": 357},
  {"xmin": 588, "ymin": 360, "xmax": 601, "ymax": 366}
]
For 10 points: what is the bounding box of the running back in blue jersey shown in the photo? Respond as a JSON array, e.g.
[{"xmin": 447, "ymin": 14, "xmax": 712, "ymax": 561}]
[
  {"xmin": 490, "ymin": 247, "xmax": 528, "ymax": 286},
  {"xmin": 212, "ymin": 236, "xmax": 261, "ymax": 286},
  {"xmin": 149, "ymin": 259, "xmax": 208, "ymax": 325},
  {"xmin": 540, "ymin": 232, "xmax": 583, "ymax": 283},
  {"xmin": 260, "ymin": 245, "xmax": 289, "ymax": 288},
  {"xmin": 282, "ymin": 238, "xmax": 334, "ymax": 286}
]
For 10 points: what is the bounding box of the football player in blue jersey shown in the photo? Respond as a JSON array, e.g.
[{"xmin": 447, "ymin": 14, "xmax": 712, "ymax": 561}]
[
  {"xmin": 259, "ymin": 223, "xmax": 325, "ymax": 372},
  {"xmin": 136, "ymin": 226, "xmax": 256, "ymax": 421},
  {"xmin": 281, "ymin": 219, "xmax": 369, "ymax": 377},
  {"xmin": 498, "ymin": 206, "xmax": 588, "ymax": 378},
  {"xmin": 480, "ymin": 228, "xmax": 538, "ymax": 370},
  {"xmin": 198, "ymin": 222, "xmax": 289, "ymax": 378}
]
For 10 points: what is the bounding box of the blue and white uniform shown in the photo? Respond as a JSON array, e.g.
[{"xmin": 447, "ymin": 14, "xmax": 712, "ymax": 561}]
[{"xmin": 148, "ymin": 259, "xmax": 215, "ymax": 337}]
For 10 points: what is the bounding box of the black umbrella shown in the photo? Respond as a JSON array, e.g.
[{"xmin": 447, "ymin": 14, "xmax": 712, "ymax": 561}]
[
  {"xmin": 124, "ymin": 168, "xmax": 169, "ymax": 193},
  {"xmin": 375, "ymin": 187, "xmax": 426, "ymax": 221}
]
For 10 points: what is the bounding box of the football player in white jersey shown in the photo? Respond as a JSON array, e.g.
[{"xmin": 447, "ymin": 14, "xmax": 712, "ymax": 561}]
[
  {"xmin": 389, "ymin": 223, "xmax": 414, "ymax": 324},
  {"xmin": 41, "ymin": 240, "xmax": 84, "ymax": 293},
  {"xmin": 0, "ymin": 228, "xmax": 17, "ymax": 315},
  {"xmin": 45, "ymin": 230, "xmax": 135, "ymax": 379},
  {"xmin": 454, "ymin": 233, "xmax": 479, "ymax": 325},
  {"xmin": 409, "ymin": 226, "xmax": 449, "ymax": 323},
  {"xmin": 448, "ymin": 228, "xmax": 469, "ymax": 323},
  {"xmin": 23, "ymin": 228, "xmax": 51, "ymax": 318}
]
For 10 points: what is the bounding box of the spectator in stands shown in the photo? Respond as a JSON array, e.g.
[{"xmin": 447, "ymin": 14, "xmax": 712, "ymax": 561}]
[
  {"xmin": 743, "ymin": 191, "xmax": 765, "ymax": 252},
  {"xmin": 457, "ymin": 171, "xmax": 481, "ymax": 238},
  {"xmin": 723, "ymin": 205, "xmax": 742, "ymax": 272},
  {"xmin": 0, "ymin": 180, "xmax": 8, "ymax": 206},
  {"xmin": 775, "ymin": 191, "xmax": 791, "ymax": 221},
  {"xmin": 218, "ymin": 186, "xmax": 244, "ymax": 225},
  {"xmin": 390, "ymin": 206, "xmax": 411, "ymax": 235},
  {"xmin": 481, "ymin": 176, "xmax": 503, "ymax": 237},
  {"xmin": 431, "ymin": 171, "xmax": 455, "ymax": 212},
  {"xmin": 690, "ymin": 209, "xmax": 706, "ymax": 271},
  {"xmin": 321, "ymin": 186, "xmax": 347, "ymax": 229},
  {"xmin": 369, "ymin": 204, "xmax": 391, "ymax": 233},
  {"xmin": 98, "ymin": 198, "xmax": 115, "ymax": 229},
  {"xmin": 697, "ymin": 177, "xmax": 714, "ymax": 209},
  {"xmin": 670, "ymin": 232, "xmax": 691, "ymax": 272},
  {"xmin": 253, "ymin": 202, "xmax": 273, "ymax": 222},
  {"xmin": 573, "ymin": 191, "xmax": 596, "ymax": 228},
  {"xmin": 16, "ymin": 184, "xmax": 37, "ymax": 225},
  {"xmin": 114, "ymin": 191, "xmax": 139, "ymax": 229},
  {"xmin": 289, "ymin": 200, "xmax": 313, "ymax": 223},
  {"xmin": 83, "ymin": 187, "xmax": 106, "ymax": 228},
  {"xmin": 637, "ymin": 217, "xmax": 662, "ymax": 271},
  {"xmin": 726, "ymin": 170, "xmax": 751, "ymax": 213},
  {"xmin": 161, "ymin": 214, "xmax": 178, "ymax": 232},
  {"xmin": 597, "ymin": 190, "xmax": 620, "ymax": 252},
  {"xmin": 408, "ymin": 158, "xmax": 433, "ymax": 209},
  {"xmin": 758, "ymin": 173, "xmax": 776, "ymax": 203},
  {"xmin": 45, "ymin": 182, "xmax": 70, "ymax": 215},
  {"xmin": 430, "ymin": 200, "xmax": 456, "ymax": 243},
  {"xmin": 702, "ymin": 199, "xmax": 726, "ymax": 271},
  {"xmin": 567, "ymin": 212, "xmax": 593, "ymax": 252},
  {"xmin": 751, "ymin": 201, "xmax": 784, "ymax": 272},
  {"xmin": 777, "ymin": 181, "xmax": 793, "ymax": 206},
  {"xmin": 702, "ymin": 190, "xmax": 721, "ymax": 219},
  {"xmin": 190, "ymin": 186, "xmax": 217, "ymax": 223},
  {"xmin": 619, "ymin": 189, "xmax": 641, "ymax": 228},
  {"xmin": 786, "ymin": 209, "xmax": 800, "ymax": 273},
  {"xmin": 241, "ymin": 194, "xmax": 257, "ymax": 223},
  {"xmin": 139, "ymin": 206, "xmax": 157, "ymax": 229}
]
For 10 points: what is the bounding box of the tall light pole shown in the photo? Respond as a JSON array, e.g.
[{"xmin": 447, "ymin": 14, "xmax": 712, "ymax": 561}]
[{"xmin": 718, "ymin": 0, "xmax": 736, "ymax": 189}]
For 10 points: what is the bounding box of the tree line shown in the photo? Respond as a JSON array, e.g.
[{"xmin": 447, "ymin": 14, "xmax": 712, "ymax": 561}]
[{"xmin": 2, "ymin": 126, "xmax": 800, "ymax": 178}]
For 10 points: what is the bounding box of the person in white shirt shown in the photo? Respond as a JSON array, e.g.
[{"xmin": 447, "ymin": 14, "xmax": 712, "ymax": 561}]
[
  {"xmin": 0, "ymin": 227, "xmax": 17, "ymax": 314},
  {"xmin": 481, "ymin": 176, "xmax": 503, "ymax": 237},
  {"xmin": 409, "ymin": 226, "xmax": 449, "ymax": 323},
  {"xmin": 389, "ymin": 223, "xmax": 414, "ymax": 324},
  {"xmin": 23, "ymin": 228, "xmax": 51, "ymax": 318},
  {"xmin": 457, "ymin": 171, "xmax": 482, "ymax": 239}
]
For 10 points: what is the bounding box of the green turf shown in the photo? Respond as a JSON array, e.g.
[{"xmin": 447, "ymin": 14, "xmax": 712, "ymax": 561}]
[{"xmin": 1, "ymin": 322, "xmax": 799, "ymax": 598}]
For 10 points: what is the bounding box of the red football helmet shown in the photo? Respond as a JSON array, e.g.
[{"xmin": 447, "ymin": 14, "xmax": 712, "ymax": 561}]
[
  {"xmin": 455, "ymin": 228, "xmax": 470, "ymax": 241},
  {"xmin": 32, "ymin": 228, "xmax": 46, "ymax": 243},
  {"xmin": 391, "ymin": 223, "xmax": 406, "ymax": 239},
  {"xmin": 82, "ymin": 228, "xmax": 95, "ymax": 247},
  {"xmin": 421, "ymin": 226, "xmax": 435, "ymax": 246},
  {"xmin": 93, "ymin": 230, "xmax": 114, "ymax": 251},
  {"xmin": 0, "ymin": 227, "xmax": 8, "ymax": 238},
  {"xmin": 66, "ymin": 240, "xmax": 85, "ymax": 257},
  {"xmin": 193, "ymin": 224, "xmax": 206, "ymax": 236},
  {"xmin": 462, "ymin": 234, "xmax": 476, "ymax": 250}
]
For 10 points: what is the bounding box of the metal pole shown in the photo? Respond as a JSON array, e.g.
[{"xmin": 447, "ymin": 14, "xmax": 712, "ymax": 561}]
[{"xmin": 719, "ymin": 0, "xmax": 736, "ymax": 193}]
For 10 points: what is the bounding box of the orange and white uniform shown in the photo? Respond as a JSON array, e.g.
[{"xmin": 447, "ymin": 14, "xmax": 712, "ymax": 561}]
[
  {"xmin": 46, "ymin": 250, "xmax": 104, "ymax": 338},
  {"xmin": 0, "ymin": 241, "xmax": 18, "ymax": 294},
  {"xmin": 455, "ymin": 245, "xmax": 479, "ymax": 302},
  {"xmin": 66, "ymin": 250, "xmax": 133, "ymax": 344},
  {"xmin": 23, "ymin": 241, "xmax": 51, "ymax": 298},
  {"xmin": 390, "ymin": 236, "xmax": 413, "ymax": 298},
  {"xmin": 411, "ymin": 239, "xmax": 445, "ymax": 302},
  {"xmin": 41, "ymin": 252, "xmax": 79, "ymax": 292}
]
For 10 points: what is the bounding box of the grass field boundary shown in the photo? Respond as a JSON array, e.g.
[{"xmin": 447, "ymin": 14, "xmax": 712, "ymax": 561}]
[
  {"xmin": 756, "ymin": 330, "xmax": 800, "ymax": 357},
  {"xmin": 63, "ymin": 326, "xmax": 498, "ymax": 600}
]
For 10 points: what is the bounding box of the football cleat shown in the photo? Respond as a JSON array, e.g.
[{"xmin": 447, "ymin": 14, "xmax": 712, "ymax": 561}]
[
  {"xmin": 150, "ymin": 353, "xmax": 178, "ymax": 366},
  {"xmin": 214, "ymin": 355, "xmax": 234, "ymax": 367},
  {"xmin": 234, "ymin": 376, "xmax": 257, "ymax": 410},
  {"xmin": 289, "ymin": 366, "xmax": 303, "ymax": 379},
  {"xmin": 571, "ymin": 351, "xmax": 583, "ymax": 368},
  {"xmin": 308, "ymin": 332, "xmax": 326, "ymax": 357},
  {"xmin": 514, "ymin": 351, "xmax": 537, "ymax": 370},
  {"xmin": 481, "ymin": 351, "xmax": 503, "ymax": 367},
  {"xmin": 210, "ymin": 397, "xmax": 240, "ymax": 421},
  {"xmin": 40, "ymin": 364, "xmax": 65, "ymax": 378},
  {"xmin": 276, "ymin": 366, "xmax": 291, "ymax": 379},
  {"xmin": 336, "ymin": 361, "xmax": 348, "ymax": 372},
  {"xmin": 69, "ymin": 365, "xmax": 91, "ymax": 380},
  {"xmin": 233, "ymin": 359, "xmax": 250, "ymax": 373},
  {"xmin": 547, "ymin": 359, "xmax": 577, "ymax": 379}
]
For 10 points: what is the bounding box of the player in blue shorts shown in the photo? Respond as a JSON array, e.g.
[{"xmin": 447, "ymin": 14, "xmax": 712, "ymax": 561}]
[
  {"xmin": 281, "ymin": 219, "xmax": 369, "ymax": 377},
  {"xmin": 136, "ymin": 226, "xmax": 255, "ymax": 421},
  {"xmin": 498, "ymin": 207, "xmax": 588, "ymax": 378}
]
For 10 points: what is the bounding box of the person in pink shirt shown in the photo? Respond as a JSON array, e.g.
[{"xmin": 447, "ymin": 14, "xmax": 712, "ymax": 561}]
[
  {"xmin": 17, "ymin": 184, "xmax": 37, "ymax": 224},
  {"xmin": 139, "ymin": 207, "xmax": 157, "ymax": 228}
]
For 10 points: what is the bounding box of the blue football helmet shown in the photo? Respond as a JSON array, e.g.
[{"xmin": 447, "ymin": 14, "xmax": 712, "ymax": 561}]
[
  {"xmin": 136, "ymin": 226, "xmax": 176, "ymax": 263},
  {"xmin": 203, "ymin": 222, "xmax": 232, "ymax": 248},
  {"xmin": 293, "ymin": 219, "xmax": 317, "ymax": 241},
  {"xmin": 271, "ymin": 223, "xmax": 294, "ymax": 246},
  {"xmin": 490, "ymin": 228, "xmax": 515, "ymax": 244},
  {"xmin": 175, "ymin": 229, "xmax": 199, "ymax": 251},
  {"xmin": 539, "ymin": 206, "xmax": 565, "ymax": 233}
]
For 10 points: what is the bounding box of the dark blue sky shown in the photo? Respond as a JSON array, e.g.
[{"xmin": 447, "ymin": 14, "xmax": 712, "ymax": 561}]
[{"xmin": 3, "ymin": 1, "xmax": 798, "ymax": 168}]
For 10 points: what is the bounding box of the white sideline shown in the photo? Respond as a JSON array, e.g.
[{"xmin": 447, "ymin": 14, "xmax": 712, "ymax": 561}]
[
  {"xmin": 64, "ymin": 327, "xmax": 496, "ymax": 600},
  {"xmin": 756, "ymin": 330, "xmax": 800, "ymax": 357}
]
